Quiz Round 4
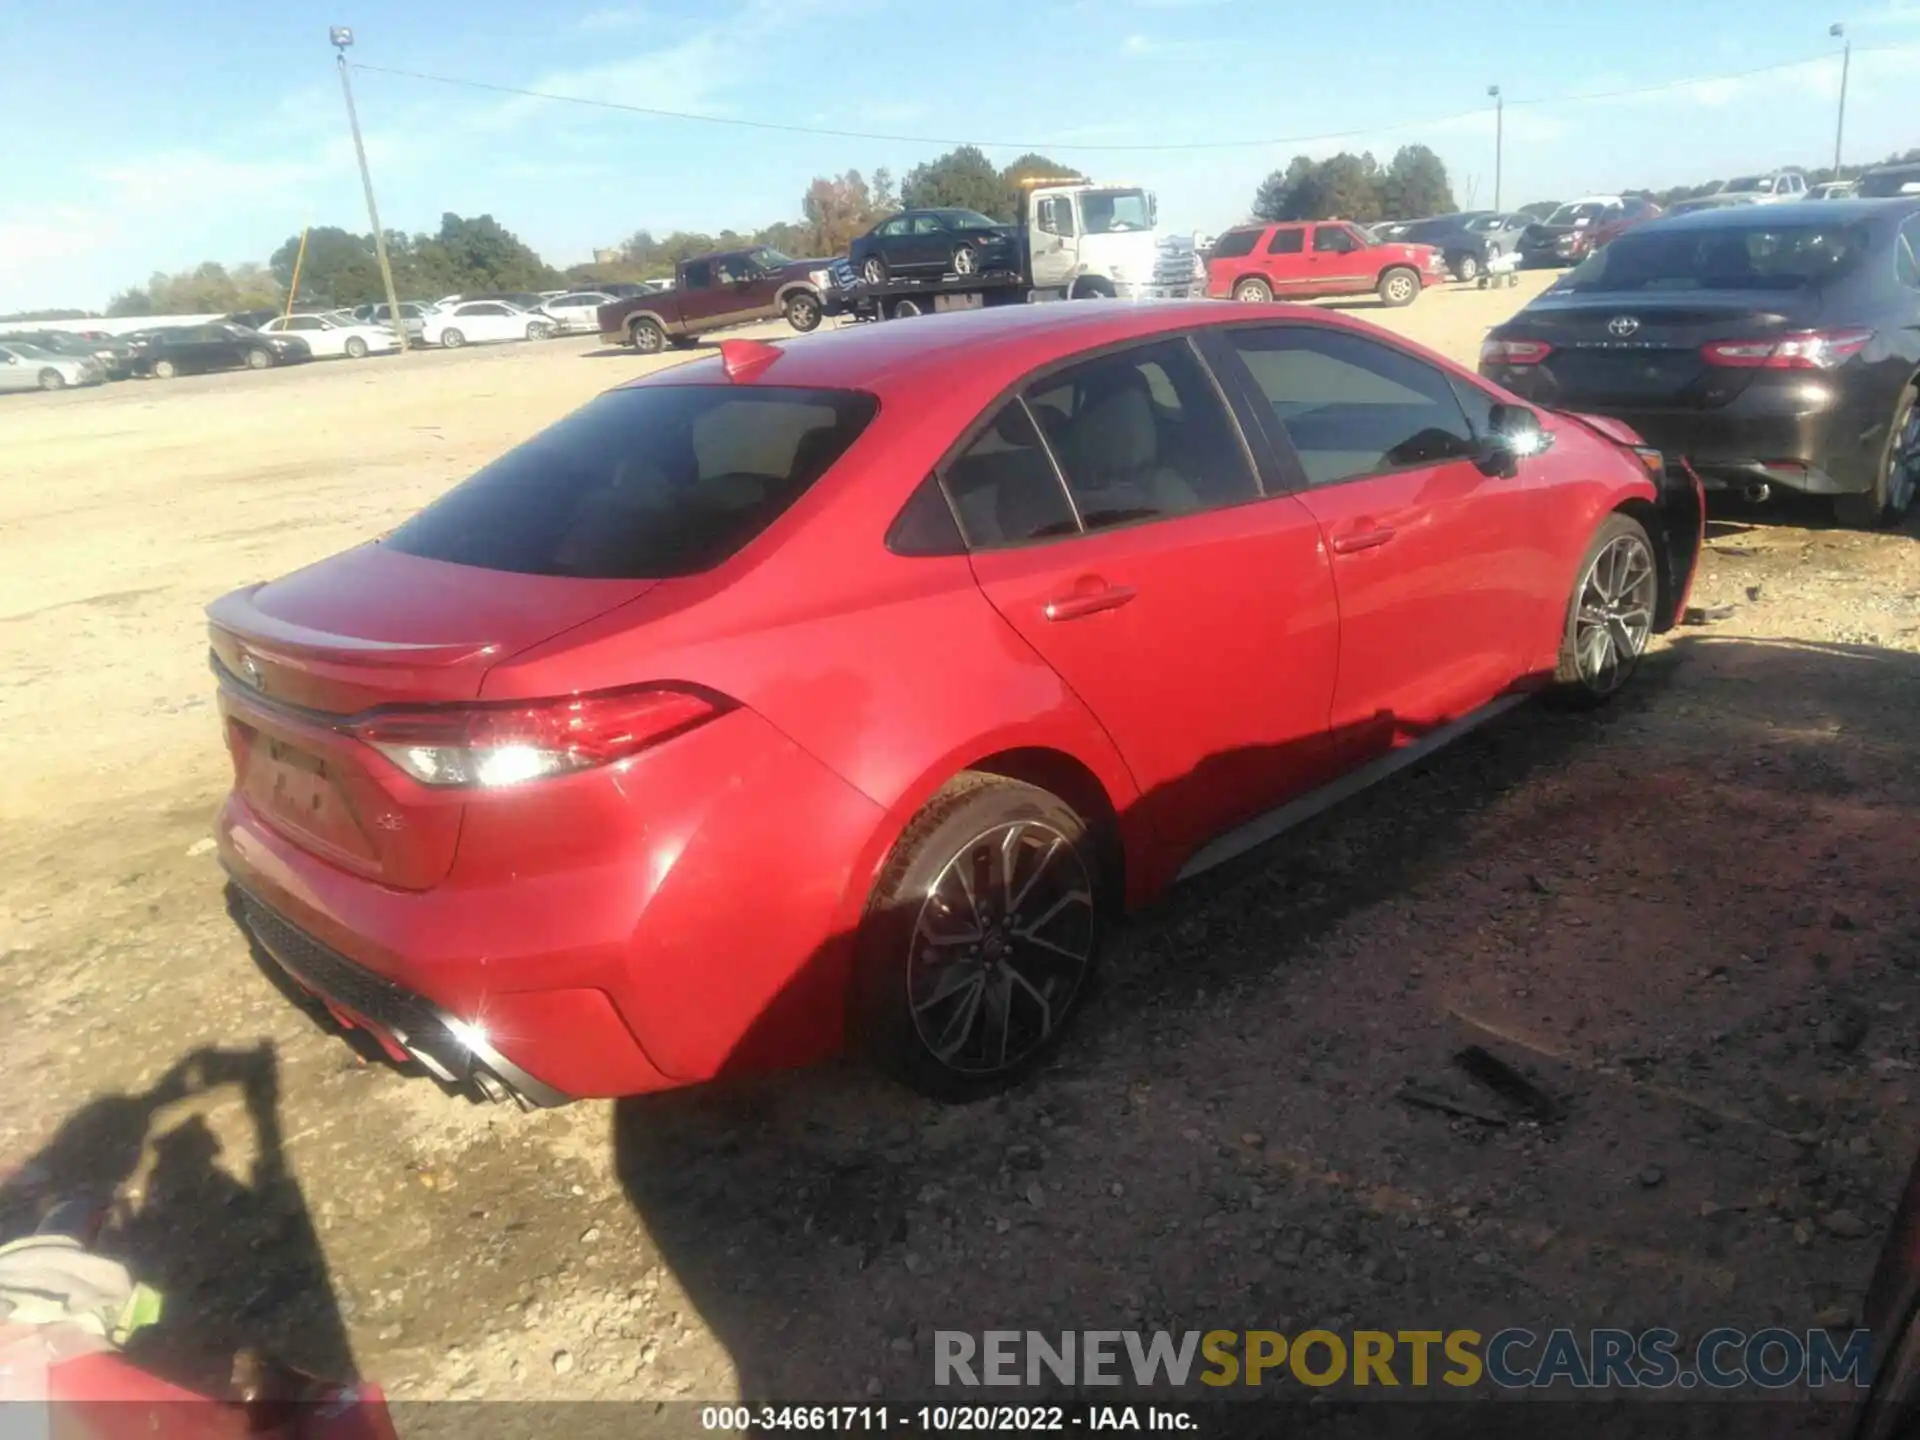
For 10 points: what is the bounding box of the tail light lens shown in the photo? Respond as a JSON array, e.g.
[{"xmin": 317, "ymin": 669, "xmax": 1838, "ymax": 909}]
[
  {"xmin": 345, "ymin": 685, "xmax": 732, "ymax": 788},
  {"xmin": 1481, "ymin": 338, "xmax": 1553, "ymax": 366},
  {"xmin": 1700, "ymin": 328, "xmax": 1873, "ymax": 370}
]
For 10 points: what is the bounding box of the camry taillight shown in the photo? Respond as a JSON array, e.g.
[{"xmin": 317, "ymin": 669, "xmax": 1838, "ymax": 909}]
[
  {"xmin": 345, "ymin": 685, "xmax": 732, "ymax": 788},
  {"xmin": 1481, "ymin": 338, "xmax": 1553, "ymax": 365},
  {"xmin": 1700, "ymin": 328, "xmax": 1873, "ymax": 370}
]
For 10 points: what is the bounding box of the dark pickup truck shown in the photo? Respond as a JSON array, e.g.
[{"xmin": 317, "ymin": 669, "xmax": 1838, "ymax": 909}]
[{"xmin": 598, "ymin": 246, "xmax": 836, "ymax": 353}]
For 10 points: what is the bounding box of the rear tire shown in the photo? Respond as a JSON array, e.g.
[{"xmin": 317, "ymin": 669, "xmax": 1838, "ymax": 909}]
[
  {"xmin": 890, "ymin": 297, "xmax": 924, "ymax": 319},
  {"xmin": 37, "ymin": 368, "xmax": 65, "ymax": 391},
  {"xmin": 151, "ymin": 358, "xmax": 177, "ymax": 380},
  {"xmin": 853, "ymin": 775, "xmax": 1106, "ymax": 1102},
  {"xmin": 1833, "ymin": 385, "xmax": 1919, "ymax": 529},
  {"xmin": 527, "ymin": 321, "xmax": 554, "ymax": 340},
  {"xmin": 1549, "ymin": 513, "xmax": 1659, "ymax": 708},
  {"xmin": 784, "ymin": 292, "xmax": 822, "ymax": 333},
  {"xmin": 440, "ymin": 328, "xmax": 466, "ymax": 348},
  {"xmin": 1453, "ymin": 252, "xmax": 1481, "ymax": 282},
  {"xmin": 628, "ymin": 317, "xmax": 666, "ymax": 354},
  {"xmin": 245, "ymin": 348, "xmax": 272, "ymax": 369},
  {"xmin": 344, "ymin": 336, "xmax": 369, "ymax": 359},
  {"xmin": 1233, "ymin": 276, "xmax": 1273, "ymax": 303},
  {"xmin": 1377, "ymin": 267, "xmax": 1420, "ymax": 307}
]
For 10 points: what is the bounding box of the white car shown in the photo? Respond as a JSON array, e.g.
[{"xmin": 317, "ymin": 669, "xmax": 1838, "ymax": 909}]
[
  {"xmin": 0, "ymin": 340, "xmax": 104, "ymax": 391},
  {"xmin": 538, "ymin": 291, "xmax": 614, "ymax": 334},
  {"xmin": 420, "ymin": 301, "xmax": 555, "ymax": 348},
  {"xmin": 256, "ymin": 313, "xmax": 399, "ymax": 359}
]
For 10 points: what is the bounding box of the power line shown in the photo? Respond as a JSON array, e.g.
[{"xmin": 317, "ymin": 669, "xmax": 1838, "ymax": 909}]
[{"xmin": 351, "ymin": 45, "xmax": 1906, "ymax": 155}]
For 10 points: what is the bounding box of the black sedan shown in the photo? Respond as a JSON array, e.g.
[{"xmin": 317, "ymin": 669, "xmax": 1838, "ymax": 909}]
[
  {"xmin": 129, "ymin": 323, "xmax": 313, "ymax": 379},
  {"xmin": 1372, "ymin": 211, "xmax": 1532, "ymax": 281},
  {"xmin": 1480, "ymin": 199, "xmax": 1920, "ymax": 527},
  {"xmin": 848, "ymin": 208, "xmax": 1017, "ymax": 284}
]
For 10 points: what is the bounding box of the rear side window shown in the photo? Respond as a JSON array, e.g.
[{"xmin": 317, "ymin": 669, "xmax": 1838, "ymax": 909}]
[
  {"xmin": 943, "ymin": 401, "xmax": 1079, "ymax": 547},
  {"xmin": 1263, "ymin": 229, "xmax": 1305, "ymax": 255},
  {"xmin": 1209, "ymin": 228, "xmax": 1261, "ymax": 260},
  {"xmin": 383, "ymin": 386, "xmax": 878, "ymax": 578},
  {"xmin": 1225, "ymin": 325, "xmax": 1477, "ymax": 487}
]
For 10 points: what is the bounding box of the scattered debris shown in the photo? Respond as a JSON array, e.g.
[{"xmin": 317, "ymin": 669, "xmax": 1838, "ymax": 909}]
[
  {"xmin": 185, "ymin": 837, "xmax": 215, "ymax": 858},
  {"xmin": 1395, "ymin": 1083, "xmax": 1508, "ymax": 1127},
  {"xmin": 1638, "ymin": 1166, "xmax": 1666, "ymax": 1189},
  {"xmin": 1818, "ymin": 1210, "xmax": 1873, "ymax": 1240},
  {"xmin": 1682, "ymin": 603, "xmax": 1737, "ymax": 625}
]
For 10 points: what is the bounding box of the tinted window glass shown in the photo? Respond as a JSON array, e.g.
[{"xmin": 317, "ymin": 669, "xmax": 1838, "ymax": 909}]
[
  {"xmin": 1023, "ymin": 338, "xmax": 1258, "ymax": 530},
  {"xmin": 1898, "ymin": 219, "xmax": 1920, "ymax": 291},
  {"xmin": 887, "ymin": 476, "xmax": 967, "ymax": 556},
  {"xmin": 1312, "ymin": 226, "xmax": 1359, "ymax": 253},
  {"xmin": 384, "ymin": 386, "xmax": 877, "ymax": 579},
  {"xmin": 942, "ymin": 400, "xmax": 1078, "ymax": 548},
  {"xmin": 1226, "ymin": 326, "xmax": 1477, "ymax": 487},
  {"xmin": 879, "ymin": 217, "xmax": 909, "ymax": 236},
  {"xmin": 1264, "ymin": 228, "xmax": 1305, "ymax": 255},
  {"xmin": 1559, "ymin": 221, "xmax": 1872, "ymax": 292},
  {"xmin": 911, "ymin": 215, "xmax": 944, "ymax": 234},
  {"xmin": 1209, "ymin": 228, "xmax": 1261, "ymax": 260},
  {"xmin": 682, "ymin": 261, "xmax": 713, "ymax": 288},
  {"xmin": 1858, "ymin": 168, "xmax": 1920, "ymax": 198}
]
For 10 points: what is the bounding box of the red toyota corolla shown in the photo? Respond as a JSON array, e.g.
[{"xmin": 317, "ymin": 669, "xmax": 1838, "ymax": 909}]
[{"xmin": 209, "ymin": 301, "xmax": 1703, "ymax": 1106}]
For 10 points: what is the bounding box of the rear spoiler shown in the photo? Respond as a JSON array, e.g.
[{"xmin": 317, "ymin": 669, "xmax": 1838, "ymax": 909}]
[{"xmin": 206, "ymin": 585, "xmax": 500, "ymax": 669}]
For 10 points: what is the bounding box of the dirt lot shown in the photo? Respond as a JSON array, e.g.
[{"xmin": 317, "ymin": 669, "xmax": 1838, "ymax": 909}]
[{"xmin": 3, "ymin": 275, "xmax": 1918, "ymax": 1421}]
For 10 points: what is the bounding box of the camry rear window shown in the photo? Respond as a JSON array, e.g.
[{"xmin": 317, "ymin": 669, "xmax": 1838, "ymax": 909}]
[
  {"xmin": 1558, "ymin": 222, "xmax": 1871, "ymax": 292},
  {"xmin": 383, "ymin": 385, "xmax": 877, "ymax": 579}
]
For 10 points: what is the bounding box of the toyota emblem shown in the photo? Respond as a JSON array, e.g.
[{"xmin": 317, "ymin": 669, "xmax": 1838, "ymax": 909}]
[
  {"xmin": 237, "ymin": 650, "xmax": 264, "ymax": 689},
  {"xmin": 1607, "ymin": 315, "xmax": 1641, "ymax": 337}
]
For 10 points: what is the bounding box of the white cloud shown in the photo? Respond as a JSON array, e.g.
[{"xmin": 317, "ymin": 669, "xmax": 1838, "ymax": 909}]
[
  {"xmin": 574, "ymin": 4, "xmax": 649, "ymax": 29},
  {"xmin": 1119, "ymin": 32, "xmax": 1211, "ymax": 55}
]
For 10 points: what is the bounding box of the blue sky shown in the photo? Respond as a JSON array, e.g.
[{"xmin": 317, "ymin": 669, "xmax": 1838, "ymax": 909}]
[{"xmin": 3, "ymin": 0, "xmax": 1919, "ymax": 311}]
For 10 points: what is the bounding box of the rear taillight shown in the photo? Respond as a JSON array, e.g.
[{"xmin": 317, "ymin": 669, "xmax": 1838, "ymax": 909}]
[
  {"xmin": 345, "ymin": 685, "xmax": 731, "ymax": 788},
  {"xmin": 1481, "ymin": 338, "xmax": 1553, "ymax": 366},
  {"xmin": 1700, "ymin": 328, "xmax": 1873, "ymax": 370}
]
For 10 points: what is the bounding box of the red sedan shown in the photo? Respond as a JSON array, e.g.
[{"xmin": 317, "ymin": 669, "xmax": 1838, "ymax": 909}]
[{"xmin": 208, "ymin": 301, "xmax": 1704, "ymax": 1105}]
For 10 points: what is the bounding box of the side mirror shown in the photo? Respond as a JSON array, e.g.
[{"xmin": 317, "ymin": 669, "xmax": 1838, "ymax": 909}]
[{"xmin": 1478, "ymin": 403, "xmax": 1553, "ymax": 477}]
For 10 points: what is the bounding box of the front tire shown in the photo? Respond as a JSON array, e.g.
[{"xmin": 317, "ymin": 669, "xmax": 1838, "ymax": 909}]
[
  {"xmin": 1833, "ymin": 385, "xmax": 1919, "ymax": 529},
  {"xmin": 245, "ymin": 348, "xmax": 272, "ymax": 370},
  {"xmin": 151, "ymin": 358, "xmax": 177, "ymax": 380},
  {"xmin": 527, "ymin": 321, "xmax": 553, "ymax": 340},
  {"xmin": 952, "ymin": 242, "xmax": 978, "ymax": 276},
  {"xmin": 344, "ymin": 336, "xmax": 369, "ymax": 359},
  {"xmin": 628, "ymin": 317, "xmax": 666, "ymax": 354},
  {"xmin": 784, "ymin": 292, "xmax": 822, "ymax": 333},
  {"xmin": 1377, "ymin": 267, "xmax": 1420, "ymax": 307},
  {"xmin": 861, "ymin": 254, "xmax": 889, "ymax": 285},
  {"xmin": 440, "ymin": 328, "xmax": 466, "ymax": 349},
  {"xmin": 1550, "ymin": 513, "xmax": 1659, "ymax": 707},
  {"xmin": 854, "ymin": 776, "xmax": 1105, "ymax": 1102},
  {"xmin": 1233, "ymin": 276, "xmax": 1273, "ymax": 303},
  {"xmin": 37, "ymin": 369, "xmax": 65, "ymax": 391}
]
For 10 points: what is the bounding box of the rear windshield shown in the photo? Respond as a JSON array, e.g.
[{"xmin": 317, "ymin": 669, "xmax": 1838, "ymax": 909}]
[
  {"xmin": 1210, "ymin": 228, "xmax": 1261, "ymax": 259},
  {"xmin": 1556, "ymin": 221, "xmax": 1872, "ymax": 292},
  {"xmin": 1858, "ymin": 169, "xmax": 1920, "ymax": 198},
  {"xmin": 1546, "ymin": 202, "xmax": 1612, "ymax": 225},
  {"xmin": 383, "ymin": 385, "xmax": 878, "ymax": 579}
]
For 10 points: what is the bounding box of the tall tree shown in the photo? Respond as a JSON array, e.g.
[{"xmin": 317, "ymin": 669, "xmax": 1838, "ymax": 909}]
[
  {"xmin": 270, "ymin": 227, "xmax": 383, "ymax": 305},
  {"xmin": 1379, "ymin": 144, "xmax": 1456, "ymax": 220},
  {"xmin": 900, "ymin": 145, "xmax": 1013, "ymax": 218},
  {"xmin": 1252, "ymin": 155, "xmax": 1318, "ymax": 221},
  {"xmin": 802, "ymin": 170, "xmax": 876, "ymax": 255},
  {"xmin": 869, "ymin": 166, "xmax": 897, "ymax": 216},
  {"xmin": 105, "ymin": 289, "xmax": 154, "ymax": 317}
]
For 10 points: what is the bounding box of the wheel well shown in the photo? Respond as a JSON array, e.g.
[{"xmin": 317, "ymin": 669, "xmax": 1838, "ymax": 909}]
[
  {"xmin": 625, "ymin": 310, "xmax": 667, "ymax": 333},
  {"xmin": 1612, "ymin": 496, "xmax": 1679, "ymax": 633},
  {"xmin": 776, "ymin": 284, "xmax": 820, "ymax": 306},
  {"xmin": 1232, "ymin": 273, "xmax": 1271, "ymax": 293},
  {"xmin": 965, "ymin": 747, "xmax": 1125, "ymax": 905},
  {"xmin": 1070, "ymin": 276, "xmax": 1116, "ymax": 299}
]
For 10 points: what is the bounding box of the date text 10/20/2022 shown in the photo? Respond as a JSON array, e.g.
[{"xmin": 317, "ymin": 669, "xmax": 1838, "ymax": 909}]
[{"xmin": 701, "ymin": 1407, "xmax": 1197, "ymax": 1432}]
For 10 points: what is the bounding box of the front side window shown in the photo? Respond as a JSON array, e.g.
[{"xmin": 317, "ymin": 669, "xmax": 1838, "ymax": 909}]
[
  {"xmin": 1225, "ymin": 325, "xmax": 1478, "ymax": 487},
  {"xmin": 1036, "ymin": 197, "xmax": 1074, "ymax": 237},
  {"xmin": 911, "ymin": 215, "xmax": 945, "ymax": 234},
  {"xmin": 878, "ymin": 217, "xmax": 910, "ymax": 236},
  {"xmin": 384, "ymin": 386, "xmax": 878, "ymax": 579},
  {"xmin": 1896, "ymin": 218, "xmax": 1920, "ymax": 290},
  {"xmin": 1078, "ymin": 189, "xmax": 1153, "ymax": 234},
  {"xmin": 1312, "ymin": 226, "xmax": 1360, "ymax": 254}
]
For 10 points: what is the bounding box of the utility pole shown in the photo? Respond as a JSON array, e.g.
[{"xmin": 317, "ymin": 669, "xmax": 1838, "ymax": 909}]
[
  {"xmin": 1487, "ymin": 85, "xmax": 1504, "ymax": 210},
  {"xmin": 1830, "ymin": 23, "xmax": 1850, "ymax": 176},
  {"xmin": 331, "ymin": 27, "xmax": 408, "ymax": 352}
]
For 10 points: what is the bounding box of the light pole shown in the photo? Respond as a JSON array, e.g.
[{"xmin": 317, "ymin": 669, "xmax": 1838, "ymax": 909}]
[
  {"xmin": 1487, "ymin": 85, "xmax": 1504, "ymax": 211},
  {"xmin": 1829, "ymin": 23, "xmax": 1850, "ymax": 177},
  {"xmin": 331, "ymin": 26, "xmax": 408, "ymax": 352}
]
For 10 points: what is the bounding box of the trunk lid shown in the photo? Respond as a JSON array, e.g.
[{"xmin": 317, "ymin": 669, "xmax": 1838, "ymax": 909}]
[
  {"xmin": 1505, "ymin": 291, "xmax": 1816, "ymax": 410},
  {"xmin": 209, "ymin": 542, "xmax": 657, "ymax": 889}
]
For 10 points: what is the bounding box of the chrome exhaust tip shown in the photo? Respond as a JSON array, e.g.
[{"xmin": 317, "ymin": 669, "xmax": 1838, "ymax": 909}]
[{"xmin": 1741, "ymin": 482, "xmax": 1770, "ymax": 503}]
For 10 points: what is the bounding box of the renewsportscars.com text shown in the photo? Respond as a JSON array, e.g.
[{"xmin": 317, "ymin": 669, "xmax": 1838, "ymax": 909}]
[{"xmin": 934, "ymin": 1328, "xmax": 1872, "ymax": 1391}]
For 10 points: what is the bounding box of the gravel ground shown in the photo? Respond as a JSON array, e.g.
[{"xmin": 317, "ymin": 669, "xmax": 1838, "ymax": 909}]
[{"xmin": 1, "ymin": 277, "xmax": 1917, "ymax": 1424}]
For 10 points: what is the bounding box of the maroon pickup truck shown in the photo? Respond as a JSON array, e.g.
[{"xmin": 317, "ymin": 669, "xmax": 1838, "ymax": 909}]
[{"xmin": 597, "ymin": 246, "xmax": 836, "ymax": 353}]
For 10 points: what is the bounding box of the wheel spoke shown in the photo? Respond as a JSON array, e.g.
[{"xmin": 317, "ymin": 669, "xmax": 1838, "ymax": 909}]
[
  {"xmin": 914, "ymin": 963, "xmax": 982, "ymax": 1016},
  {"xmin": 991, "ymin": 973, "xmax": 1015, "ymax": 1068},
  {"xmin": 1000, "ymin": 959, "xmax": 1054, "ymax": 1039},
  {"xmin": 1014, "ymin": 888, "xmax": 1092, "ymax": 944},
  {"xmin": 1007, "ymin": 833, "xmax": 1062, "ymax": 917},
  {"xmin": 930, "ymin": 975, "xmax": 987, "ymax": 1061}
]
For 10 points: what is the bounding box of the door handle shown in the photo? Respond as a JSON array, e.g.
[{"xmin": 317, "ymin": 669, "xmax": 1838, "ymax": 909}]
[
  {"xmin": 1331, "ymin": 526, "xmax": 1396, "ymax": 554},
  {"xmin": 1044, "ymin": 582, "xmax": 1136, "ymax": 621}
]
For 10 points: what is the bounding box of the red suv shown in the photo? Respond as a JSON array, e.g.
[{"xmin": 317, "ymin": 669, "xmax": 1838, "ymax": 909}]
[
  {"xmin": 1206, "ymin": 221, "xmax": 1449, "ymax": 307},
  {"xmin": 210, "ymin": 303, "xmax": 1702, "ymax": 1106}
]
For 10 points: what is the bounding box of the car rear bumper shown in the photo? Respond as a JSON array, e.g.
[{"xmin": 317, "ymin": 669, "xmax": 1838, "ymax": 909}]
[
  {"xmin": 1482, "ymin": 367, "xmax": 1884, "ymax": 496},
  {"xmin": 214, "ymin": 705, "xmax": 886, "ymax": 1102}
]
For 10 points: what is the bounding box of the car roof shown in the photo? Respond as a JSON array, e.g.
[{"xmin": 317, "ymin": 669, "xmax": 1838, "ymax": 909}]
[
  {"xmin": 1642, "ymin": 196, "xmax": 1920, "ymax": 230},
  {"xmin": 616, "ymin": 299, "xmax": 1437, "ymax": 407}
]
